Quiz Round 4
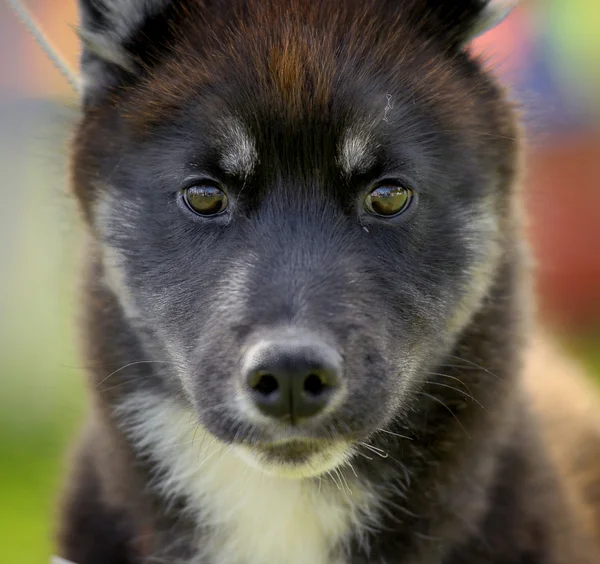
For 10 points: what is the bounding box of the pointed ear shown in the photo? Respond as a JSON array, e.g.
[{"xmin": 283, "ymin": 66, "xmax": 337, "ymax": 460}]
[
  {"xmin": 77, "ymin": 0, "xmax": 175, "ymax": 104},
  {"xmin": 466, "ymin": 0, "xmax": 519, "ymax": 42},
  {"xmin": 419, "ymin": 0, "xmax": 518, "ymax": 49}
]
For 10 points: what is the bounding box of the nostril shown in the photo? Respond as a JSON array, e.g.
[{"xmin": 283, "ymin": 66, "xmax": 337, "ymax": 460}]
[
  {"xmin": 251, "ymin": 373, "xmax": 279, "ymax": 397},
  {"xmin": 303, "ymin": 373, "xmax": 327, "ymax": 396},
  {"xmin": 242, "ymin": 333, "xmax": 342, "ymax": 421}
]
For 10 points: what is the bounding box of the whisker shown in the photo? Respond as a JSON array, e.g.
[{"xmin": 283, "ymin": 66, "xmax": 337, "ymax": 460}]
[
  {"xmin": 439, "ymin": 129, "xmax": 517, "ymax": 142},
  {"xmin": 327, "ymin": 470, "xmax": 343, "ymax": 490},
  {"xmin": 417, "ymin": 391, "xmax": 471, "ymax": 439},
  {"xmin": 96, "ymin": 360, "xmax": 179, "ymax": 388},
  {"xmin": 197, "ymin": 435, "xmax": 220, "ymax": 463},
  {"xmin": 359, "ymin": 442, "xmax": 389, "ymax": 459},
  {"xmin": 191, "ymin": 425, "xmax": 200, "ymax": 452},
  {"xmin": 445, "ymin": 355, "xmax": 504, "ymax": 381},
  {"xmin": 377, "ymin": 428, "xmax": 413, "ymax": 441},
  {"xmin": 346, "ymin": 460, "xmax": 359, "ymax": 478},
  {"xmin": 200, "ymin": 402, "xmax": 229, "ymax": 414},
  {"xmin": 98, "ymin": 382, "xmax": 136, "ymax": 393},
  {"xmin": 423, "ymin": 372, "xmax": 474, "ymax": 395},
  {"xmin": 439, "ymin": 363, "xmax": 481, "ymax": 371},
  {"xmin": 417, "ymin": 381, "xmax": 487, "ymax": 411},
  {"xmin": 196, "ymin": 444, "xmax": 225, "ymax": 470},
  {"xmin": 164, "ymin": 432, "xmax": 208, "ymax": 450},
  {"xmin": 337, "ymin": 467, "xmax": 353, "ymax": 496}
]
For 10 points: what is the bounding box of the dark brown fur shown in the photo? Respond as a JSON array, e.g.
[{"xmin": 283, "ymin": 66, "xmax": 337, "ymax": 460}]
[{"xmin": 58, "ymin": 1, "xmax": 600, "ymax": 562}]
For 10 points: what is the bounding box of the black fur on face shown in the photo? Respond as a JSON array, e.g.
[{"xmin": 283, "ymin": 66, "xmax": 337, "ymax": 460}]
[{"xmin": 74, "ymin": 0, "xmax": 518, "ymax": 472}]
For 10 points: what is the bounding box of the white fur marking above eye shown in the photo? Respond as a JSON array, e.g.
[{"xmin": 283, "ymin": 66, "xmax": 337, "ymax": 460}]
[
  {"xmin": 219, "ymin": 119, "xmax": 258, "ymax": 177},
  {"xmin": 338, "ymin": 128, "xmax": 377, "ymax": 176},
  {"xmin": 117, "ymin": 392, "xmax": 379, "ymax": 564}
]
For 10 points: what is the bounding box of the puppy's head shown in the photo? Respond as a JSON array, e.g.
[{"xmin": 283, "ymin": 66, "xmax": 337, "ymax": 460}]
[{"xmin": 75, "ymin": 0, "xmax": 519, "ymax": 478}]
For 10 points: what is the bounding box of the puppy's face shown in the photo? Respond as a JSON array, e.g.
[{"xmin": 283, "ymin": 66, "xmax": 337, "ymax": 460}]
[{"xmin": 75, "ymin": 0, "xmax": 518, "ymax": 477}]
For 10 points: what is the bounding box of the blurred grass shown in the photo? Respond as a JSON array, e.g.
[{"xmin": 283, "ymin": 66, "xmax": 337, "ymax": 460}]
[
  {"xmin": 568, "ymin": 335, "xmax": 600, "ymax": 380},
  {"xmin": 0, "ymin": 100, "xmax": 85, "ymax": 563},
  {"xmin": 0, "ymin": 416, "xmax": 82, "ymax": 563}
]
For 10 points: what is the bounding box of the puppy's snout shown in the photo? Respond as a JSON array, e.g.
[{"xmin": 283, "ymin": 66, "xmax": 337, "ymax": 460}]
[{"xmin": 242, "ymin": 333, "xmax": 342, "ymax": 424}]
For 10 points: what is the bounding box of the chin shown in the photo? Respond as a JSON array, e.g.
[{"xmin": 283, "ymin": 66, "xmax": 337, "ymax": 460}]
[{"xmin": 234, "ymin": 439, "xmax": 353, "ymax": 479}]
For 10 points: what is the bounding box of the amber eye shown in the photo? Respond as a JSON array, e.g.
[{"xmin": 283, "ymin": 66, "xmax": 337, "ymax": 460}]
[
  {"xmin": 364, "ymin": 185, "xmax": 413, "ymax": 217},
  {"xmin": 183, "ymin": 185, "xmax": 229, "ymax": 216}
]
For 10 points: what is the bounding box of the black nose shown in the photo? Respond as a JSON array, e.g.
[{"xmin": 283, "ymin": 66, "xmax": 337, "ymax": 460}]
[{"xmin": 243, "ymin": 333, "xmax": 342, "ymax": 424}]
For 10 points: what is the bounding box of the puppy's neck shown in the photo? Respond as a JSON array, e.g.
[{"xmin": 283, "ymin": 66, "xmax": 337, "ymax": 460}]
[{"xmin": 117, "ymin": 391, "xmax": 380, "ymax": 564}]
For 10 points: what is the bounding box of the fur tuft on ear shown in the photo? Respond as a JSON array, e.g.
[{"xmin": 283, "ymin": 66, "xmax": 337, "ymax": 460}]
[{"xmin": 78, "ymin": 0, "xmax": 173, "ymax": 101}]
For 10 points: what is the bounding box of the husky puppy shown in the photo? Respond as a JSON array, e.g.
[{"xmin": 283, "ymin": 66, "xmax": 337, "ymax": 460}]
[{"xmin": 58, "ymin": 1, "xmax": 600, "ymax": 562}]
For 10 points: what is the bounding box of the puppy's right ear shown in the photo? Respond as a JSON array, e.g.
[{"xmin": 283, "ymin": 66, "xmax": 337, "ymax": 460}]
[{"xmin": 78, "ymin": 0, "xmax": 176, "ymax": 105}]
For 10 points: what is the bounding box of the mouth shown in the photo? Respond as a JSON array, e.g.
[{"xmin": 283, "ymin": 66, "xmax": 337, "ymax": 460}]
[
  {"xmin": 256, "ymin": 440, "xmax": 330, "ymax": 463},
  {"xmin": 235, "ymin": 438, "xmax": 352, "ymax": 478}
]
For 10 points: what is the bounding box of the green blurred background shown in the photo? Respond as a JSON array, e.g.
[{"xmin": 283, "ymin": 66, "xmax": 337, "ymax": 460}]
[{"xmin": 0, "ymin": 1, "xmax": 599, "ymax": 562}]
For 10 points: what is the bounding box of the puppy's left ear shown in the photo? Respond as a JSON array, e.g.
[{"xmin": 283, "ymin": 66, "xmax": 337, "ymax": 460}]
[
  {"xmin": 77, "ymin": 0, "xmax": 177, "ymax": 105},
  {"xmin": 419, "ymin": 0, "xmax": 518, "ymax": 49}
]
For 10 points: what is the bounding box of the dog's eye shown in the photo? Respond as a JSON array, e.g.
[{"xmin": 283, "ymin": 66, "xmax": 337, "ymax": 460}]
[
  {"xmin": 364, "ymin": 185, "xmax": 413, "ymax": 217},
  {"xmin": 183, "ymin": 185, "xmax": 229, "ymax": 216}
]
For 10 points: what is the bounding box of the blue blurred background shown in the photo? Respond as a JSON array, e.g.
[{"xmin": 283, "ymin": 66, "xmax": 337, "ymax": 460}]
[{"xmin": 0, "ymin": 1, "xmax": 599, "ymax": 562}]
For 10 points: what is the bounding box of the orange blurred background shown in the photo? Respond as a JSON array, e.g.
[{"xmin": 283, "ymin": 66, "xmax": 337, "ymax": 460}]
[{"xmin": 0, "ymin": 0, "xmax": 78, "ymax": 96}]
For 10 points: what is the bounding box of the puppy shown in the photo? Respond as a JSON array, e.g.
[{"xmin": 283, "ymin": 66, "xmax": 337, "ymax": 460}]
[{"xmin": 57, "ymin": 1, "xmax": 600, "ymax": 562}]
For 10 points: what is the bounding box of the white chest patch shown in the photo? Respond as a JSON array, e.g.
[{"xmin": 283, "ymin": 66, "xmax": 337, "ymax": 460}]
[{"xmin": 117, "ymin": 393, "xmax": 378, "ymax": 564}]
